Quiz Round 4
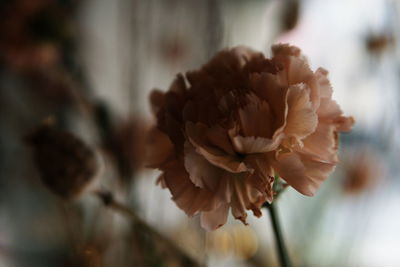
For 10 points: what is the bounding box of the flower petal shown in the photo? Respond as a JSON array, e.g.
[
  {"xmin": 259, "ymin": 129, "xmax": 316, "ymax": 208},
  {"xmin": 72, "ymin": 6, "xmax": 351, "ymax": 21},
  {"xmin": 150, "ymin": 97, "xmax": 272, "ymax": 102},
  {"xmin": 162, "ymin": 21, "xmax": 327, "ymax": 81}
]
[
  {"xmin": 237, "ymin": 94, "xmax": 273, "ymax": 137},
  {"xmin": 301, "ymin": 123, "xmax": 338, "ymax": 163},
  {"xmin": 184, "ymin": 141, "xmax": 222, "ymax": 190},
  {"xmin": 249, "ymin": 73, "xmax": 288, "ymax": 132},
  {"xmin": 186, "ymin": 122, "xmax": 249, "ymax": 173},
  {"xmin": 200, "ymin": 203, "xmax": 230, "ymax": 231},
  {"xmin": 145, "ymin": 127, "xmax": 175, "ymax": 168},
  {"xmin": 230, "ymin": 173, "xmax": 269, "ymax": 224},
  {"xmin": 273, "ymin": 152, "xmax": 336, "ymax": 196},
  {"xmin": 162, "ymin": 161, "xmax": 219, "ymax": 216},
  {"xmin": 230, "ymin": 135, "xmax": 282, "ymax": 154},
  {"xmin": 283, "ymin": 84, "xmax": 318, "ymax": 145}
]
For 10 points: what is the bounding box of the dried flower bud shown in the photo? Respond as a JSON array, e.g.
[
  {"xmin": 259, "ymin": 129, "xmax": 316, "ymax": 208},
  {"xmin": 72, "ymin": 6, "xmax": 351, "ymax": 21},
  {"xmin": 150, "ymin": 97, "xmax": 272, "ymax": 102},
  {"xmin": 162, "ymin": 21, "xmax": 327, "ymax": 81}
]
[{"xmin": 26, "ymin": 120, "xmax": 99, "ymax": 199}]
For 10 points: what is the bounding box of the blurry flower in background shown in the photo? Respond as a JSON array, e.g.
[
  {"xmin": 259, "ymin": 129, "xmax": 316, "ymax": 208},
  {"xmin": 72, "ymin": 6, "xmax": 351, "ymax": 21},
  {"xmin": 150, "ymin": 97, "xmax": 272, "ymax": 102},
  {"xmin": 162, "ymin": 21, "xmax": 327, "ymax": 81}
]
[
  {"xmin": 342, "ymin": 146, "xmax": 384, "ymax": 195},
  {"xmin": 280, "ymin": 0, "xmax": 300, "ymax": 33},
  {"xmin": 365, "ymin": 32, "xmax": 395, "ymax": 57},
  {"xmin": 158, "ymin": 35, "xmax": 188, "ymax": 66},
  {"xmin": 206, "ymin": 225, "xmax": 258, "ymax": 260},
  {"xmin": 147, "ymin": 43, "xmax": 354, "ymax": 230},
  {"xmin": 25, "ymin": 119, "xmax": 100, "ymax": 200}
]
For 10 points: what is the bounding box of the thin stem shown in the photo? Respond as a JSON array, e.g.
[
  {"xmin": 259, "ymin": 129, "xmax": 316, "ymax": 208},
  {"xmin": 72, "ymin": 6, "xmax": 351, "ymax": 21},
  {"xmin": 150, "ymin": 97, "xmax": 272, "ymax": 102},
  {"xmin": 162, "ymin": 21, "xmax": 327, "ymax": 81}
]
[
  {"xmin": 265, "ymin": 202, "xmax": 291, "ymax": 267},
  {"xmin": 93, "ymin": 190, "xmax": 202, "ymax": 267}
]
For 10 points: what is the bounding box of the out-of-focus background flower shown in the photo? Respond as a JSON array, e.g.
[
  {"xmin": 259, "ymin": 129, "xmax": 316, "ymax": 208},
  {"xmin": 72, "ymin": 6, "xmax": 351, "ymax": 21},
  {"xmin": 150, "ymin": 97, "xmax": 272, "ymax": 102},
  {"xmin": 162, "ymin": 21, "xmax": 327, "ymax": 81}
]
[{"xmin": 0, "ymin": 0, "xmax": 399, "ymax": 266}]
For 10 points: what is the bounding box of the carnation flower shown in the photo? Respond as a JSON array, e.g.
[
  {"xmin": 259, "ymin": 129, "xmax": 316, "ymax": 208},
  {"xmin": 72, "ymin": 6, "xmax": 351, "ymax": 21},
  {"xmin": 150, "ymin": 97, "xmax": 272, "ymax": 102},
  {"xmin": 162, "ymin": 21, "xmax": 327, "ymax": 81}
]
[{"xmin": 147, "ymin": 44, "xmax": 354, "ymax": 230}]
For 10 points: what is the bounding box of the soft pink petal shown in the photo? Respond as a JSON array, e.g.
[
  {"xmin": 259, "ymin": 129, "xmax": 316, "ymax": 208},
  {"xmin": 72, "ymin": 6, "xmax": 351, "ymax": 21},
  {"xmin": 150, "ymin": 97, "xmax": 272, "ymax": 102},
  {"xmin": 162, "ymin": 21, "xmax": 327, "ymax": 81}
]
[
  {"xmin": 237, "ymin": 94, "xmax": 273, "ymax": 137},
  {"xmin": 334, "ymin": 116, "xmax": 355, "ymax": 132},
  {"xmin": 244, "ymin": 154, "xmax": 275, "ymax": 203},
  {"xmin": 249, "ymin": 73, "xmax": 288, "ymax": 132},
  {"xmin": 315, "ymin": 68, "xmax": 333, "ymax": 99},
  {"xmin": 285, "ymin": 57, "xmax": 313, "ymax": 86},
  {"xmin": 186, "ymin": 122, "xmax": 249, "ymax": 173},
  {"xmin": 200, "ymin": 203, "xmax": 230, "ymax": 231},
  {"xmin": 272, "ymin": 44, "xmax": 301, "ymax": 57},
  {"xmin": 145, "ymin": 127, "xmax": 175, "ymax": 168},
  {"xmin": 230, "ymin": 135, "xmax": 282, "ymax": 154},
  {"xmin": 273, "ymin": 152, "xmax": 336, "ymax": 196},
  {"xmin": 283, "ymin": 84, "xmax": 318, "ymax": 145},
  {"xmin": 317, "ymin": 98, "xmax": 343, "ymax": 121},
  {"xmin": 184, "ymin": 141, "xmax": 222, "ymax": 190},
  {"xmin": 317, "ymin": 99, "xmax": 354, "ymax": 131},
  {"xmin": 162, "ymin": 161, "xmax": 219, "ymax": 216},
  {"xmin": 301, "ymin": 123, "xmax": 338, "ymax": 163},
  {"xmin": 230, "ymin": 173, "xmax": 269, "ymax": 224}
]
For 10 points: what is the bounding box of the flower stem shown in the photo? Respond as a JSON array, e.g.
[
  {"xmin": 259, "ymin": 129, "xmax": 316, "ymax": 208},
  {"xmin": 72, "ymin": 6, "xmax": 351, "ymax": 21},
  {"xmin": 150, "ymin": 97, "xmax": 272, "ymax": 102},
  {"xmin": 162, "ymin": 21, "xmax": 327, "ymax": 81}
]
[
  {"xmin": 265, "ymin": 202, "xmax": 291, "ymax": 267},
  {"xmin": 94, "ymin": 190, "xmax": 202, "ymax": 266}
]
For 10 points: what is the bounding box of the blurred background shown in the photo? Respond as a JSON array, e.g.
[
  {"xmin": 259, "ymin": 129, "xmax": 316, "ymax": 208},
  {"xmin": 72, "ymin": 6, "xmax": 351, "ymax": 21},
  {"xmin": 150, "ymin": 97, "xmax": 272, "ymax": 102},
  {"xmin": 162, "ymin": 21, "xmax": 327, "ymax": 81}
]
[{"xmin": 0, "ymin": 0, "xmax": 399, "ymax": 266}]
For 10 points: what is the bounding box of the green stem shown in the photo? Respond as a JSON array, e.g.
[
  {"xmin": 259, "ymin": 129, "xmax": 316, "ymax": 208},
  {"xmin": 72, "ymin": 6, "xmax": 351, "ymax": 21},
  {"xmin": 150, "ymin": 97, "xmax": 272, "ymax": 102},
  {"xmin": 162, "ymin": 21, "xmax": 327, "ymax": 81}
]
[{"xmin": 265, "ymin": 202, "xmax": 291, "ymax": 267}]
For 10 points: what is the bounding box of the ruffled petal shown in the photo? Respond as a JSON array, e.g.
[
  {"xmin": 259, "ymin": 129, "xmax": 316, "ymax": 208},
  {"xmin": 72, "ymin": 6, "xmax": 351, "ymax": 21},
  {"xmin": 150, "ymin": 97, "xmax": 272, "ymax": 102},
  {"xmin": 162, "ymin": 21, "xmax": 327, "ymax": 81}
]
[
  {"xmin": 237, "ymin": 94, "xmax": 273, "ymax": 137},
  {"xmin": 230, "ymin": 135, "xmax": 282, "ymax": 154},
  {"xmin": 317, "ymin": 98, "xmax": 354, "ymax": 132},
  {"xmin": 273, "ymin": 152, "xmax": 336, "ymax": 196},
  {"xmin": 145, "ymin": 127, "xmax": 175, "ymax": 168},
  {"xmin": 249, "ymin": 73, "xmax": 288, "ymax": 132},
  {"xmin": 244, "ymin": 154, "xmax": 275, "ymax": 203},
  {"xmin": 186, "ymin": 122, "xmax": 249, "ymax": 173},
  {"xmin": 283, "ymin": 84, "xmax": 318, "ymax": 146},
  {"xmin": 301, "ymin": 123, "xmax": 338, "ymax": 163},
  {"xmin": 230, "ymin": 173, "xmax": 269, "ymax": 224},
  {"xmin": 162, "ymin": 161, "xmax": 219, "ymax": 216},
  {"xmin": 315, "ymin": 68, "xmax": 333, "ymax": 99},
  {"xmin": 184, "ymin": 141, "xmax": 223, "ymax": 190},
  {"xmin": 200, "ymin": 203, "xmax": 230, "ymax": 231}
]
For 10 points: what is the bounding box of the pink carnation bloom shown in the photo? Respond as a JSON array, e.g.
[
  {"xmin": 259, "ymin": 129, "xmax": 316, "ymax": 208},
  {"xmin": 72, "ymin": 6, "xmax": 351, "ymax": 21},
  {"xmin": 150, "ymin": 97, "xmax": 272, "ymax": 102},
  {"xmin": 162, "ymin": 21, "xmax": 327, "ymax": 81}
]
[{"xmin": 147, "ymin": 44, "xmax": 354, "ymax": 230}]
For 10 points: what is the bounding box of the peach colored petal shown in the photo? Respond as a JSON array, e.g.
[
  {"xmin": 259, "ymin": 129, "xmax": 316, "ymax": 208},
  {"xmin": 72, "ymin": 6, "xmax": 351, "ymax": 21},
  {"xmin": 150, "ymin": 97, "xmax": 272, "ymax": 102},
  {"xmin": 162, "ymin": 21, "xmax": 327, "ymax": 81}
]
[
  {"xmin": 162, "ymin": 161, "xmax": 219, "ymax": 216},
  {"xmin": 301, "ymin": 123, "xmax": 338, "ymax": 163},
  {"xmin": 273, "ymin": 152, "xmax": 335, "ymax": 196},
  {"xmin": 237, "ymin": 94, "xmax": 273, "ymax": 137},
  {"xmin": 249, "ymin": 72, "xmax": 288, "ymax": 131},
  {"xmin": 283, "ymin": 84, "xmax": 318, "ymax": 146},
  {"xmin": 317, "ymin": 99, "xmax": 355, "ymax": 131},
  {"xmin": 244, "ymin": 154, "xmax": 275, "ymax": 203},
  {"xmin": 230, "ymin": 173, "xmax": 269, "ymax": 224},
  {"xmin": 186, "ymin": 122, "xmax": 249, "ymax": 173},
  {"xmin": 200, "ymin": 203, "xmax": 230, "ymax": 231},
  {"xmin": 272, "ymin": 44, "xmax": 301, "ymax": 57},
  {"xmin": 145, "ymin": 127, "xmax": 175, "ymax": 168},
  {"xmin": 317, "ymin": 98, "xmax": 343, "ymax": 121},
  {"xmin": 315, "ymin": 68, "xmax": 333, "ymax": 99},
  {"xmin": 284, "ymin": 56, "xmax": 313, "ymax": 86},
  {"xmin": 184, "ymin": 141, "xmax": 222, "ymax": 190},
  {"xmin": 272, "ymin": 45, "xmax": 313, "ymax": 86},
  {"xmin": 334, "ymin": 116, "xmax": 355, "ymax": 132},
  {"xmin": 230, "ymin": 135, "xmax": 282, "ymax": 154}
]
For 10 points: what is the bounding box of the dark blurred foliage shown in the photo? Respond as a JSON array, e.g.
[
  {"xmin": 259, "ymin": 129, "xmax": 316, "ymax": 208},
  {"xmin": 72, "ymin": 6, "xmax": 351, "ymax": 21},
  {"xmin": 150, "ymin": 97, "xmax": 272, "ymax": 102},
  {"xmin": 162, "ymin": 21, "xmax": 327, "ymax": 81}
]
[{"xmin": 0, "ymin": 1, "xmax": 201, "ymax": 266}]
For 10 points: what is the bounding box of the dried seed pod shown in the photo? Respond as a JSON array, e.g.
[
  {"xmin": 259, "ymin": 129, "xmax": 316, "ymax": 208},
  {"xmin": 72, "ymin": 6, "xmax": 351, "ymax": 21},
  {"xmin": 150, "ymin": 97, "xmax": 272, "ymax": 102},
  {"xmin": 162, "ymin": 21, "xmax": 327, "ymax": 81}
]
[{"xmin": 26, "ymin": 120, "xmax": 99, "ymax": 199}]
